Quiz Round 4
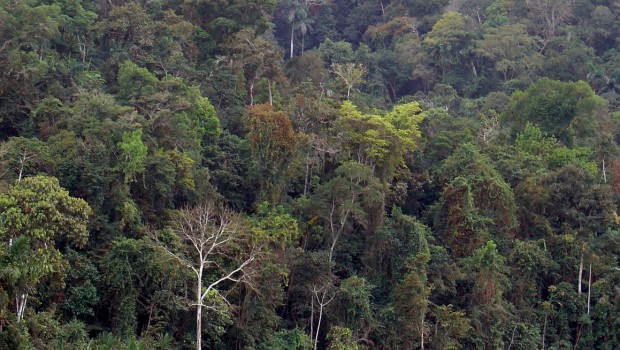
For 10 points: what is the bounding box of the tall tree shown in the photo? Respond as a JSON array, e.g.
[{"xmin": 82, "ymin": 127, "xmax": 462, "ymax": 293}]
[
  {"xmin": 0, "ymin": 176, "xmax": 91, "ymax": 322},
  {"xmin": 150, "ymin": 204, "xmax": 260, "ymax": 350},
  {"xmin": 501, "ymin": 78, "xmax": 606, "ymax": 146},
  {"xmin": 247, "ymin": 104, "xmax": 300, "ymax": 205},
  {"xmin": 433, "ymin": 143, "xmax": 517, "ymax": 258}
]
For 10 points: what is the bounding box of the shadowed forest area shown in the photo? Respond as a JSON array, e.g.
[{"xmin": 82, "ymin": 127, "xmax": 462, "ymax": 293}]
[{"xmin": 0, "ymin": 0, "xmax": 619, "ymax": 349}]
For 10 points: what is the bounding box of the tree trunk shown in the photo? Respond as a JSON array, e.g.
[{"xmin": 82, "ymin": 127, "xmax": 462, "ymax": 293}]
[
  {"xmin": 290, "ymin": 23, "xmax": 295, "ymax": 58},
  {"xmin": 578, "ymin": 250, "xmax": 583, "ymax": 294},
  {"xmin": 303, "ymin": 151, "xmax": 311, "ymax": 196},
  {"xmin": 16, "ymin": 293, "xmax": 27, "ymax": 322},
  {"xmin": 18, "ymin": 150, "xmax": 26, "ymax": 181},
  {"xmin": 196, "ymin": 303, "xmax": 202, "ymax": 350},
  {"xmin": 542, "ymin": 313, "xmax": 548, "ymax": 350},
  {"xmin": 310, "ymin": 294, "xmax": 314, "ymax": 346},
  {"xmin": 268, "ymin": 79, "xmax": 273, "ymax": 106},
  {"xmin": 314, "ymin": 297, "xmax": 324, "ymax": 350},
  {"xmin": 249, "ymin": 81, "xmax": 254, "ymax": 106},
  {"xmin": 197, "ymin": 269, "xmax": 203, "ymax": 350},
  {"xmin": 587, "ymin": 261, "xmax": 592, "ymax": 315},
  {"xmin": 420, "ymin": 313, "xmax": 425, "ymax": 350}
]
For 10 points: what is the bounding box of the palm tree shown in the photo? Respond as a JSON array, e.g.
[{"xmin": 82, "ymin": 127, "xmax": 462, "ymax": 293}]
[
  {"xmin": 285, "ymin": 0, "xmax": 325, "ymax": 58},
  {"xmin": 295, "ymin": 11, "xmax": 314, "ymax": 55}
]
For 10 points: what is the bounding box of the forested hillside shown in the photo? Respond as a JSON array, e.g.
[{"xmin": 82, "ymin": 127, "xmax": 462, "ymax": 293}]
[{"xmin": 1, "ymin": 0, "xmax": 619, "ymax": 349}]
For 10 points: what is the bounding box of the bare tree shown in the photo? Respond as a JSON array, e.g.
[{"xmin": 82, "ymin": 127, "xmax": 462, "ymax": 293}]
[
  {"xmin": 330, "ymin": 63, "xmax": 367, "ymax": 100},
  {"xmin": 150, "ymin": 204, "xmax": 259, "ymax": 350},
  {"xmin": 525, "ymin": 0, "xmax": 575, "ymax": 52}
]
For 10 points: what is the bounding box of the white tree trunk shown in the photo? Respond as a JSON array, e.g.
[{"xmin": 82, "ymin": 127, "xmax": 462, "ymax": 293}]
[
  {"xmin": 249, "ymin": 82, "xmax": 254, "ymax": 106},
  {"xmin": 197, "ymin": 268, "xmax": 203, "ymax": 350},
  {"xmin": 578, "ymin": 251, "xmax": 583, "ymax": 294},
  {"xmin": 268, "ymin": 79, "xmax": 273, "ymax": 106},
  {"xmin": 290, "ymin": 24, "xmax": 295, "ymax": 58},
  {"xmin": 16, "ymin": 293, "xmax": 27, "ymax": 322},
  {"xmin": 587, "ymin": 261, "xmax": 592, "ymax": 315},
  {"xmin": 313, "ymin": 298, "xmax": 324, "ymax": 350},
  {"xmin": 310, "ymin": 294, "xmax": 314, "ymax": 345}
]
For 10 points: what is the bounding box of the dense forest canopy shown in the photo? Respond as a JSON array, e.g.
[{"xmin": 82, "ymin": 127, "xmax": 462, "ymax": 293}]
[{"xmin": 0, "ymin": 0, "xmax": 619, "ymax": 349}]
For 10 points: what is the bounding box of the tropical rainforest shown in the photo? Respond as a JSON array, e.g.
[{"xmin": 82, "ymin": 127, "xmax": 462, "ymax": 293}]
[{"xmin": 1, "ymin": 0, "xmax": 620, "ymax": 349}]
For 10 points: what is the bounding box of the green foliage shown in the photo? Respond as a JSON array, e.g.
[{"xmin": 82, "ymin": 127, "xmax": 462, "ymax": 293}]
[
  {"xmin": 502, "ymin": 78, "xmax": 606, "ymax": 146},
  {"xmin": 0, "ymin": 176, "xmax": 91, "ymax": 245},
  {"xmin": 0, "ymin": 137, "xmax": 51, "ymax": 181},
  {"xmin": 117, "ymin": 129, "xmax": 147, "ymax": 184},
  {"xmin": 332, "ymin": 276, "xmax": 373, "ymax": 333},
  {"xmin": 117, "ymin": 60, "xmax": 220, "ymax": 156},
  {"xmin": 427, "ymin": 304, "xmax": 470, "ymax": 349},
  {"xmin": 0, "ymin": 0, "xmax": 619, "ymax": 348},
  {"xmin": 250, "ymin": 202, "xmax": 300, "ymax": 248},
  {"xmin": 474, "ymin": 23, "xmax": 541, "ymax": 83},
  {"xmin": 261, "ymin": 328, "xmax": 312, "ymax": 350},
  {"xmin": 515, "ymin": 123, "xmax": 598, "ymax": 176},
  {"xmin": 433, "ymin": 143, "xmax": 516, "ymax": 257},
  {"xmin": 394, "ymin": 242, "xmax": 431, "ymax": 349},
  {"xmin": 247, "ymin": 104, "xmax": 299, "ymax": 205},
  {"xmin": 307, "ymin": 161, "xmax": 383, "ymax": 260},
  {"xmin": 61, "ymin": 250, "xmax": 100, "ymax": 318},
  {"xmin": 336, "ymin": 100, "xmax": 423, "ymax": 181},
  {"xmin": 514, "ymin": 122, "xmax": 558, "ymax": 156},
  {"xmin": 326, "ymin": 326, "xmax": 359, "ymax": 350}
]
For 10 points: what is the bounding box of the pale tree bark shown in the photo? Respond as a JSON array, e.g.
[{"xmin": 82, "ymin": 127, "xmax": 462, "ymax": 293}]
[
  {"xmin": 587, "ymin": 261, "xmax": 592, "ymax": 315},
  {"xmin": 15, "ymin": 294, "xmax": 27, "ymax": 322},
  {"xmin": 311, "ymin": 283, "xmax": 335, "ymax": 350},
  {"xmin": 151, "ymin": 204, "xmax": 259, "ymax": 350},
  {"xmin": 290, "ymin": 22, "xmax": 295, "ymax": 59},
  {"xmin": 525, "ymin": 0, "xmax": 575, "ymax": 52},
  {"xmin": 578, "ymin": 249, "xmax": 583, "ymax": 294},
  {"xmin": 330, "ymin": 63, "xmax": 367, "ymax": 100},
  {"xmin": 268, "ymin": 79, "xmax": 273, "ymax": 106},
  {"xmin": 13, "ymin": 149, "xmax": 32, "ymax": 321},
  {"xmin": 17, "ymin": 149, "xmax": 34, "ymax": 182}
]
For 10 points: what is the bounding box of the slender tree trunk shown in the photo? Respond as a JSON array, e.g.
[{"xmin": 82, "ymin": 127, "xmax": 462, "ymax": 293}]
[
  {"xmin": 329, "ymin": 236, "xmax": 338, "ymax": 263},
  {"xmin": 7, "ymin": 240, "xmax": 26, "ymax": 323},
  {"xmin": 587, "ymin": 261, "xmax": 592, "ymax": 315},
  {"xmin": 573, "ymin": 324, "xmax": 582, "ymax": 350},
  {"xmin": 196, "ymin": 269, "xmax": 203, "ymax": 350},
  {"xmin": 602, "ymin": 158, "xmax": 607, "ymax": 183},
  {"xmin": 314, "ymin": 296, "xmax": 324, "ymax": 350},
  {"xmin": 301, "ymin": 35, "xmax": 305, "ymax": 55},
  {"xmin": 507, "ymin": 324, "xmax": 518, "ymax": 350},
  {"xmin": 16, "ymin": 294, "xmax": 27, "ymax": 322},
  {"xmin": 303, "ymin": 151, "xmax": 311, "ymax": 196},
  {"xmin": 290, "ymin": 23, "xmax": 295, "ymax": 58},
  {"xmin": 249, "ymin": 82, "xmax": 254, "ymax": 106},
  {"xmin": 420, "ymin": 313, "xmax": 425, "ymax": 350},
  {"xmin": 18, "ymin": 150, "xmax": 26, "ymax": 181},
  {"xmin": 196, "ymin": 304, "xmax": 202, "ymax": 350},
  {"xmin": 542, "ymin": 313, "xmax": 548, "ymax": 349},
  {"xmin": 268, "ymin": 79, "xmax": 273, "ymax": 106},
  {"xmin": 578, "ymin": 250, "xmax": 583, "ymax": 294},
  {"xmin": 310, "ymin": 294, "xmax": 314, "ymax": 345}
]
